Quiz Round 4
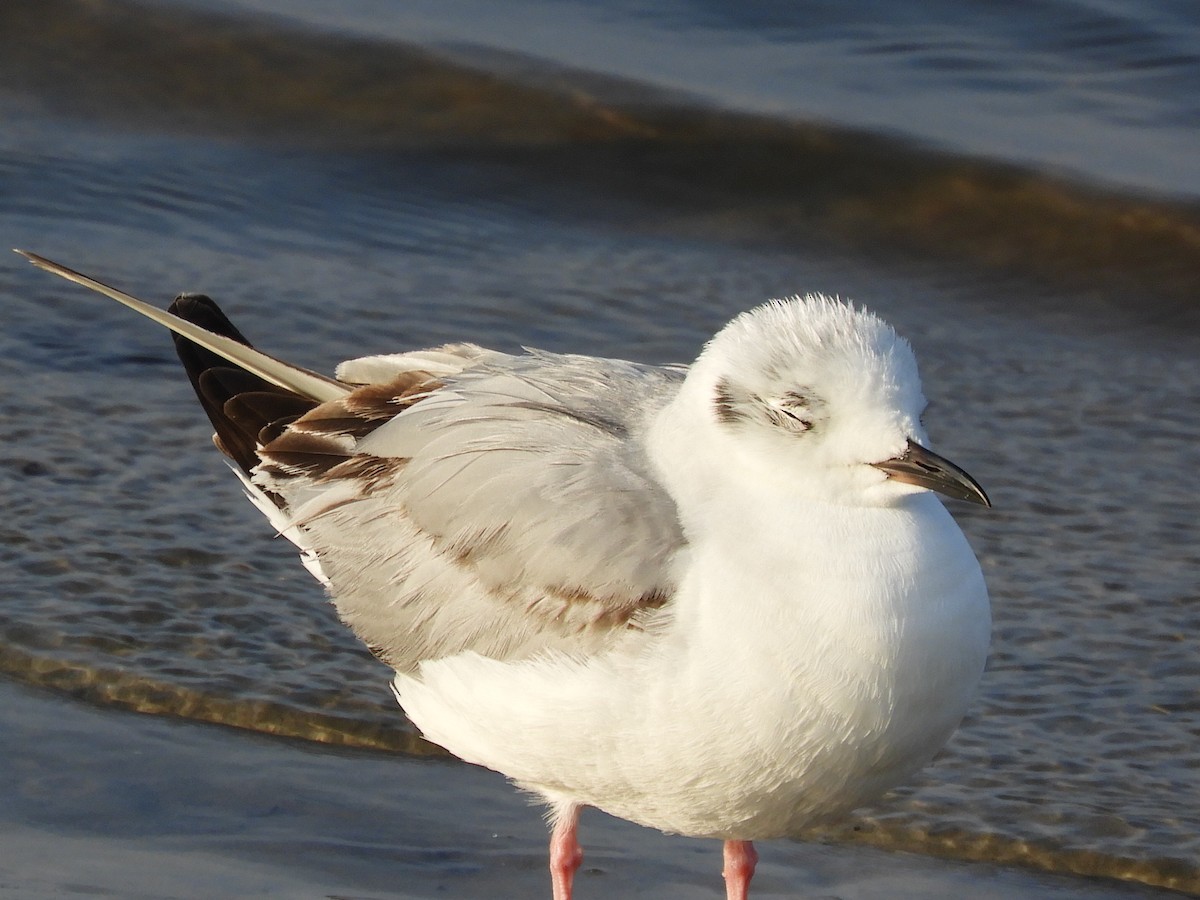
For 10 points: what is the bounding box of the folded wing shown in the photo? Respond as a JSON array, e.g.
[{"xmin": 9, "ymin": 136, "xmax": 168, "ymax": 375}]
[
  {"xmin": 257, "ymin": 348, "xmax": 688, "ymax": 670},
  {"xmin": 16, "ymin": 252, "xmax": 689, "ymax": 672}
]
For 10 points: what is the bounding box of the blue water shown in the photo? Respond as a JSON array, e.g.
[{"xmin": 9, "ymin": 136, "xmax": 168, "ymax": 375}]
[
  {"xmin": 173, "ymin": 0, "xmax": 1200, "ymax": 199},
  {"xmin": 2, "ymin": 0, "xmax": 1199, "ymax": 895}
]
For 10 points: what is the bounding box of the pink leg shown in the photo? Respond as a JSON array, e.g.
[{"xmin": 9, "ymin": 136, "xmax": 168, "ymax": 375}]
[
  {"xmin": 549, "ymin": 806, "xmax": 583, "ymax": 900},
  {"xmin": 722, "ymin": 839, "xmax": 758, "ymax": 900}
]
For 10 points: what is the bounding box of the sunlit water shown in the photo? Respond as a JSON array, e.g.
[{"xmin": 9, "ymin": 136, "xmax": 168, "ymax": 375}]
[{"xmin": 1, "ymin": 0, "xmax": 1198, "ymax": 893}]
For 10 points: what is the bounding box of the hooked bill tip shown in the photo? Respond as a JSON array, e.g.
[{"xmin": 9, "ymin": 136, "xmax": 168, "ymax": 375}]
[{"xmin": 871, "ymin": 440, "xmax": 991, "ymax": 507}]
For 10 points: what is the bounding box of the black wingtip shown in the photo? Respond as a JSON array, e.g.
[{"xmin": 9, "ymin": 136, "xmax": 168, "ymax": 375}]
[
  {"xmin": 168, "ymin": 294, "xmax": 253, "ymax": 345},
  {"xmin": 168, "ymin": 294, "xmax": 316, "ymax": 475}
]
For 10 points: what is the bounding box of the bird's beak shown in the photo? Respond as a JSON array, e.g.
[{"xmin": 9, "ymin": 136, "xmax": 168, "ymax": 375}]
[{"xmin": 871, "ymin": 440, "xmax": 991, "ymax": 507}]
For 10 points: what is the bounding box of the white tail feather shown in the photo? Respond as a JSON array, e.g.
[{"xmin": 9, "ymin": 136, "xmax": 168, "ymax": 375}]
[{"xmin": 225, "ymin": 462, "xmax": 332, "ymax": 588}]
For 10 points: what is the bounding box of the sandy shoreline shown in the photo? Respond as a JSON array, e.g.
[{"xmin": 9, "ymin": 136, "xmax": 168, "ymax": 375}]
[{"xmin": 0, "ymin": 677, "xmax": 1186, "ymax": 900}]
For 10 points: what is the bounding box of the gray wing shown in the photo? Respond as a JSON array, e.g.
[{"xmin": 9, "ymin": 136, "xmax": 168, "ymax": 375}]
[
  {"xmin": 255, "ymin": 349, "xmax": 688, "ymax": 671},
  {"xmin": 12, "ymin": 252, "xmax": 687, "ymax": 671}
]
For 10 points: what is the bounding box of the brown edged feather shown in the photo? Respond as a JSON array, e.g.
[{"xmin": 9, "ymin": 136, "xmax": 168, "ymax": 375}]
[{"xmin": 168, "ymin": 293, "xmax": 318, "ymax": 475}]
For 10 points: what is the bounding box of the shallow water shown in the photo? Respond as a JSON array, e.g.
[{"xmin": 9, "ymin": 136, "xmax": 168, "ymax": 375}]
[
  {"xmin": 161, "ymin": 0, "xmax": 1200, "ymax": 199},
  {"xmin": 3, "ymin": 677, "xmax": 1187, "ymax": 899},
  {"xmin": 1, "ymin": 0, "xmax": 1198, "ymax": 895}
]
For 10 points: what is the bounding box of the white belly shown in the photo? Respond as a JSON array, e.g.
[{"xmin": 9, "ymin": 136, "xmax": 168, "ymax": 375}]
[{"xmin": 396, "ymin": 496, "xmax": 990, "ymax": 840}]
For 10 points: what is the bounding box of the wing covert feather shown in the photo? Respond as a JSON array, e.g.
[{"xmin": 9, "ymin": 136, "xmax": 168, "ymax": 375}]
[{"xmin": 258, "ymin": 350, "xmax": 688, "ymax": 670}]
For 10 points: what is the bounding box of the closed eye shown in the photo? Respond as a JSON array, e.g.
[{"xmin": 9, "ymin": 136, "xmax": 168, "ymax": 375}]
[
  {"xmin": 765, "ymin": 391, "xmax": 818, "ymax": 433},
  {"xmin": 774, "ymin": 406, "xmax": 812, "ymax": 431}
]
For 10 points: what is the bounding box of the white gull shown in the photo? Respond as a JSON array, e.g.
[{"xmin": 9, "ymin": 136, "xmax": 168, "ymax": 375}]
[{"xmin": 18, "ymin": 250, "xmax": 991, "ymax": 900}]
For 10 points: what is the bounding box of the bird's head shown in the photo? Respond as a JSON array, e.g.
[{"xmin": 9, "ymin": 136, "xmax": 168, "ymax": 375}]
[{"xmin": 681, "ymin": 295, "xmax": 989, "ymax": 510}]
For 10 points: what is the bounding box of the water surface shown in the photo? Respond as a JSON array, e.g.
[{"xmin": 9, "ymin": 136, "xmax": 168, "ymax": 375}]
[{"xmin": 1, "ymin": 0, "xmax": 1197, "ymax": 894}]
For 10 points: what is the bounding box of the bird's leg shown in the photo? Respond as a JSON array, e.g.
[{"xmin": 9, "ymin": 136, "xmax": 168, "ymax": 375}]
[
  {"xmin": 549, "ymin": 805, "xmax": 583, "ymax": 900},
  {"xmin": 722, "ymin": 839, "xmax": 758, "ymax": 900}
]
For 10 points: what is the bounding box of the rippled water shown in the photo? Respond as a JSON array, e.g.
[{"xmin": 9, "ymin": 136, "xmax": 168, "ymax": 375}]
[
  {"xmin": 158, "ymin": 0, "xmax": 1200, "ymax": 199},
  {"xmin": 2, "ymin": 0, "xmax": 1198, "ymax": 894}
]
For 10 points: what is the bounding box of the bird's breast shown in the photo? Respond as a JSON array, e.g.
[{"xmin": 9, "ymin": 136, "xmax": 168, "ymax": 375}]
[{"xmin": 630, "ymin": 496, "xmax": 990, "ymax": 836}]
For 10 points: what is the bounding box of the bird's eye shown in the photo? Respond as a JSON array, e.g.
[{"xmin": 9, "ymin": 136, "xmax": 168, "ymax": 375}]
[
  {"xmin": 778, "ymin": 409, "xmax": 813, "ymax": 432},
  {"xmin": 765, "ymin": 391, "xmax": 817, "ymax": 433}
]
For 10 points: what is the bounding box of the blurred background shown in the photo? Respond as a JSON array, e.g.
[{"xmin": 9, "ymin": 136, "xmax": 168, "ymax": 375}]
[{"xmin": 1, "ymin": 1, "xmax": 1197, "ymax": 897}]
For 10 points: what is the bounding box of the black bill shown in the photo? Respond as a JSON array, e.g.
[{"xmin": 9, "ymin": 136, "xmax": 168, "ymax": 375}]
[{"xmin": 872, "ymin": 440, "xmax": 991, "ymax": 507}]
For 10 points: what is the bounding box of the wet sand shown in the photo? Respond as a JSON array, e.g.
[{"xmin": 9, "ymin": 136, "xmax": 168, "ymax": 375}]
[{"xmin": 0, "ymin": 677, "xmax": 1186, "ymax": 899}]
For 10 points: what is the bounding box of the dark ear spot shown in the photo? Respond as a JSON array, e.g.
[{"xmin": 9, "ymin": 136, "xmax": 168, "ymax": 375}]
[
  {"xmin": 714, "ymin": 377, "xmax": 746, "ymax": 425},
  {"xmin": 715, "ymin": 379, "xmax": 826, "ymax": 434}
]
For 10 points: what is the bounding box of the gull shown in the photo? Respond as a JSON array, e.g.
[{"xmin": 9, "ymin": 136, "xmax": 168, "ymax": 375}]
[{"xmin": 18, "ymin": 250, "xmax": 991, "ymax": 900}]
